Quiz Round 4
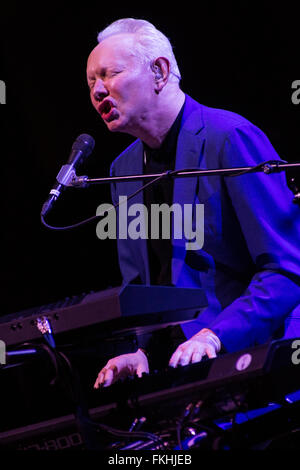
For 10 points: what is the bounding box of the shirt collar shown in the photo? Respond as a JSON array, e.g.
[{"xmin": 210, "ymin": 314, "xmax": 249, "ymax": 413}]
[{"xmin": 143, "ymin": 99, "xmax": 185, "ymax": 164}]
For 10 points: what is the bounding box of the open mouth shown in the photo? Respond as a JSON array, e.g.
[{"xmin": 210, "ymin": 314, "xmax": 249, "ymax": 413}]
[{"xmin": 99, "ymin": 100, "xmax": 116, "ymax": 121}]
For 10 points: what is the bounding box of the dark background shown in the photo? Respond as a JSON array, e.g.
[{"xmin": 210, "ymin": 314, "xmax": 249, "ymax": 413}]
[{"xmin": 0, "ymin": 1, "xmax": 299, "ymax": 317}]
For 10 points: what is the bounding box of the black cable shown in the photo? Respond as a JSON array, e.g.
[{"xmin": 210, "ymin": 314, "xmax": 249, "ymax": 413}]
[
  {"xmin": 83, "ymin": 416, "xmax": 164, "ymax": 445},
  {"xmin": 175, "ymin": 402, "xmax": 194, "ymax": 450},
  {"xmin": 41, "ymin": 171, "xmax": 170, "ymax": 231},
  {"xmin": 16, "ymin": 342, "xmax": 61, "ymax": 386},
  {"xmin": 225, "ymin": 159, "xmax": 287, "ymax": 178}
]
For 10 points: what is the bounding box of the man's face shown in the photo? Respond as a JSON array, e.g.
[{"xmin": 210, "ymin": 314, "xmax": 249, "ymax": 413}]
[{"xmin": 87, "ymin": 34, "xmax": 155, "ymax": 135}]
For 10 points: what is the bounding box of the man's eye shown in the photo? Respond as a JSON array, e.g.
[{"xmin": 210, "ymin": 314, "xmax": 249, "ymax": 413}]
[{"xmin": 111, "ymin": 70, "xmax": 122, "ymax": 76}]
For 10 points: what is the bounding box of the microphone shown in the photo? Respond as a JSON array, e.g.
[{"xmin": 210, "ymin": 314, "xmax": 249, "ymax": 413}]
[{"xmin": 41, "ymin": 134, "xmax": 95, "ymax": 217}]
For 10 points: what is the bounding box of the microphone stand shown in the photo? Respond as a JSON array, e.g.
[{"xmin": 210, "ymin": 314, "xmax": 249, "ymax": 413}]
[
  {"xmin": 69, "ymin": 159, "xmax": 300, "ymax": 204},
  {"xmin": 71, "ymin": 160, "xmax": 300, "ymax": 187}
]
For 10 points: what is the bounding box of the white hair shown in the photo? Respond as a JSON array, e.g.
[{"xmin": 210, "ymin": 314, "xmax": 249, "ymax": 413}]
[{"xmin": 97, "ymin": 18, "xmax": 181, "ymax": 83}]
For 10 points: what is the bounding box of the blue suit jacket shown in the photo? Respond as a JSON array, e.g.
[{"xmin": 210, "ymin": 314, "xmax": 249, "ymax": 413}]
[{"xmin": 110, "ymin": 94, "xmax": 300, "ymax": 352}]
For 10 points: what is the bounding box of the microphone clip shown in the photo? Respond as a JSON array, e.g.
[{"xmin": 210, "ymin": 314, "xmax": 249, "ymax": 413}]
[
  {"xmin": 55, "ymin": 164, "xmax": 77, "ymax": 187},
  {"xmin": 56, "ymin": 164, "xmax": 89, "ymax": 188}
]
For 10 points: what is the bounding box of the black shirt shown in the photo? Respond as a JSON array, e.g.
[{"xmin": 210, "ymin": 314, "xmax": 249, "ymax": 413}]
[{"xmin": 143, "ymin": 102, "xmax": 185, "ymax": 285}]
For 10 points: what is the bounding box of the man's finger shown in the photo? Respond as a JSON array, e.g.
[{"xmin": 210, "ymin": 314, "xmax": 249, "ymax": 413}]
[
  {"xmin": 94, "ymin": 367, "xmax": 114, "ymax": 389},
  {"xmin": 101, "ymin": 368, "xmax": 114, "ymax": 387},
  {"xmin": 178, "ymin": 354, "xmax": 192, "ymax": 367},
  {"xmin": 94, "ymin": 368, "xmax": 107, "ymax": 389},
  {"xmin": 94, "ymin": 372, "xmax": 104, "ymax": 389},
  {"xmin": 177, "ymin": 343, "xmax": 206, "ymax": 366},
  {"xmin": 169, "ymin": 344, "xmax": 194, "ymax": 367},
  {"xmin": 205, "ymin": 346, "xmax": 217, "ymax": 359},
  {"xmin": 169, "ymin": 349, "xmax": 183, "ymax": 368},
  {"xmin": 191, "ymin": 351, "xmax": 204, "ymax": 363},
  {"xmin": 136, "ymin": 364, "xmax": 149, "ymax": 378}
]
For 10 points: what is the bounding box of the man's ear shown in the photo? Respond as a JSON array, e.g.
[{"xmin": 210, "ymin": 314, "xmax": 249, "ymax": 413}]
[{"xmin": 150, "ymin": 57, "xmax": 170, "ymax": 92}]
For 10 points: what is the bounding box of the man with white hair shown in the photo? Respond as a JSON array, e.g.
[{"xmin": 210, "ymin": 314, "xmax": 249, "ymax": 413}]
[{"xmin": 86, "ymin": 18, "xmax": 300, "ymax": 389}]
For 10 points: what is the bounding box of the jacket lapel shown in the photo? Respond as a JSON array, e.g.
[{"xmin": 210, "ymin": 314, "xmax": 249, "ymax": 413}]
[
  {"xmin": 172, "ymin": 96, "xmax": 205, "ymax": 284},
  {"xmin": 119, "ymin": 140, "xmax": 151, "ymax": 284}
]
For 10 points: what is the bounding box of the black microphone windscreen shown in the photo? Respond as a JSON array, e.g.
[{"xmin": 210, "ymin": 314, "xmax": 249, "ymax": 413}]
[
  {"xmin": 68, "ymin": 133, "xmax": 95, "ymax": 165},
  {"xmin": 72, "ymin": 133, "xmax": 95, "ymax": 153}
]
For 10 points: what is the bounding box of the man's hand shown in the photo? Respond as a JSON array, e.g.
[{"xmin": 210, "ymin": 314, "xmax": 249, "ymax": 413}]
[
  {"xmin": 169, "ymin": 328, "xmax": 221, "ymax": 368},
  {"xmin": 94, "ymin": 348, "xmax": 149, "ymax": 389}
]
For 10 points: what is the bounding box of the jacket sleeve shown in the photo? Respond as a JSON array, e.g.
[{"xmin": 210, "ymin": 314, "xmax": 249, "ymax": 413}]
[{"xmin": 208, "ymin": 122, "xmax": 300, "ymax": 352}]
